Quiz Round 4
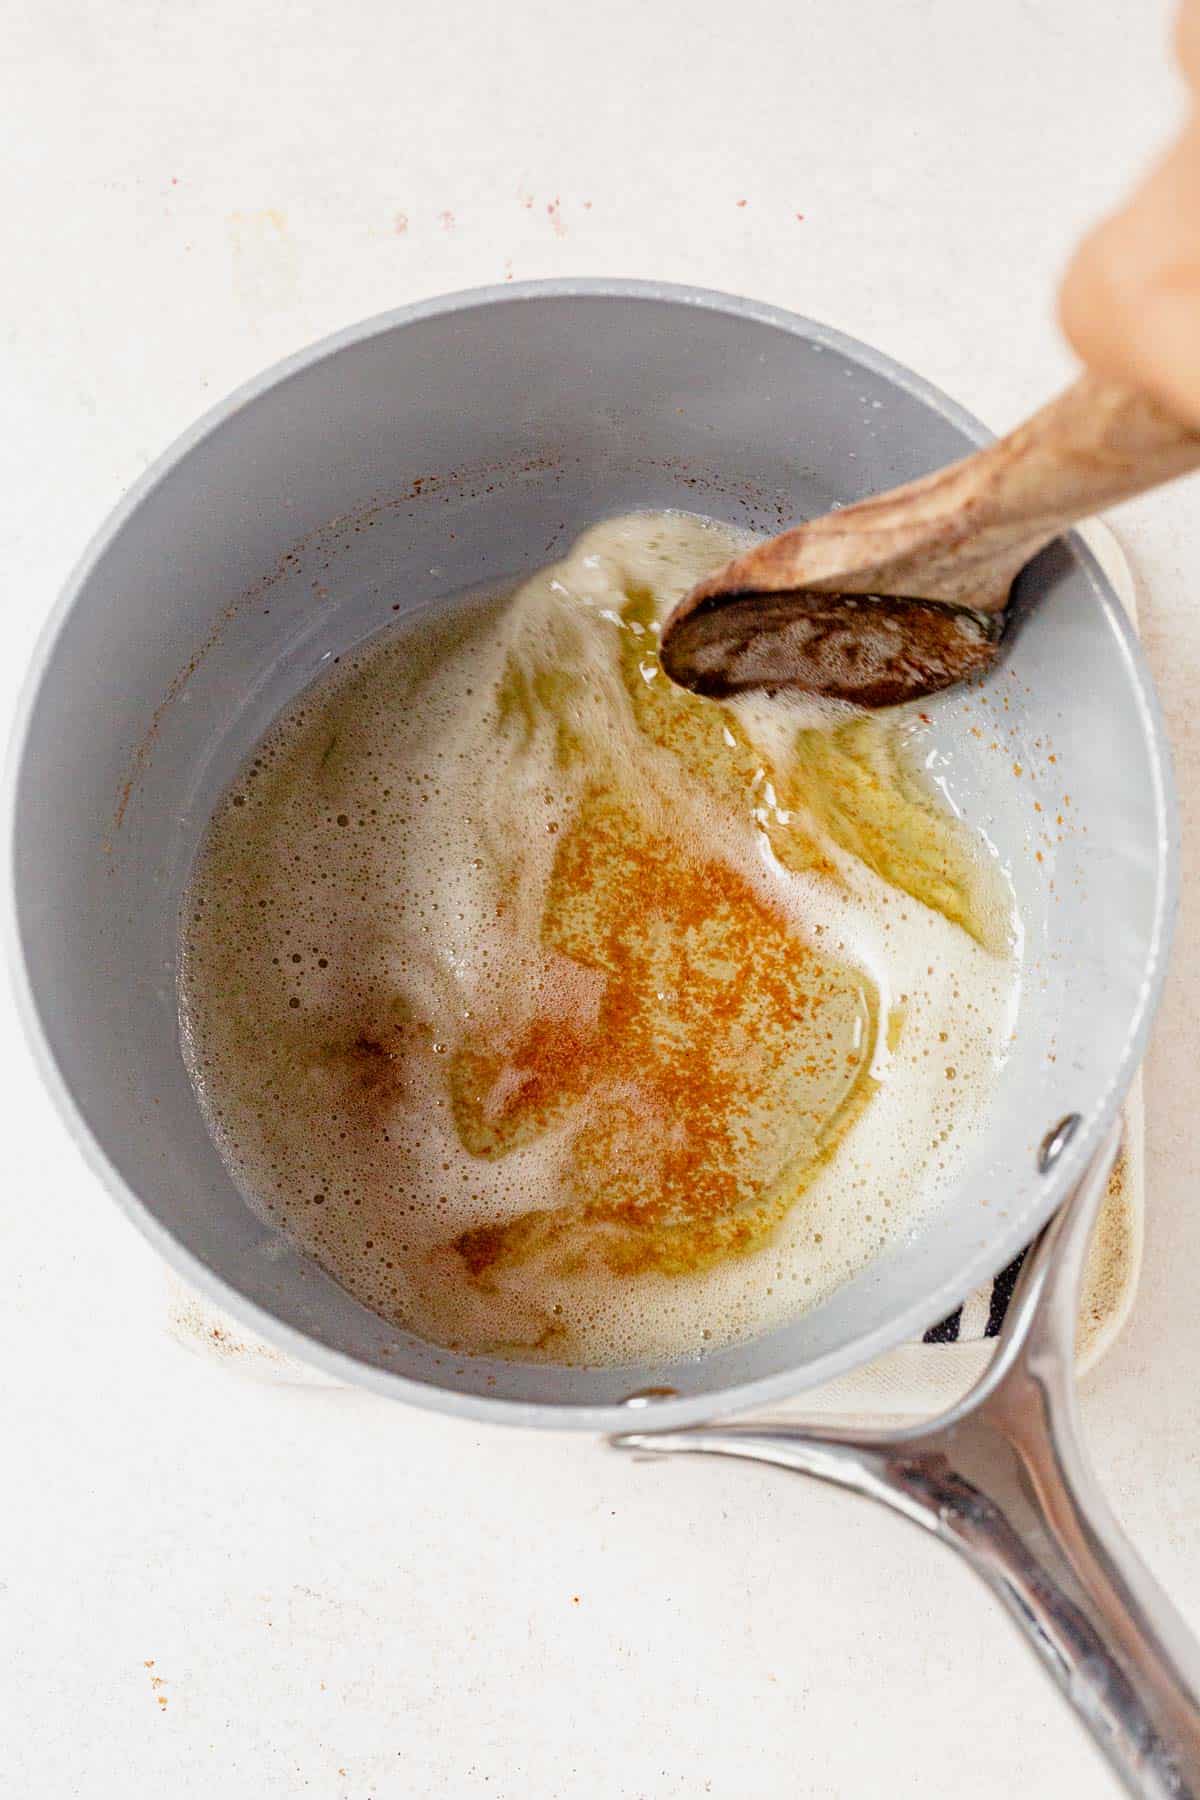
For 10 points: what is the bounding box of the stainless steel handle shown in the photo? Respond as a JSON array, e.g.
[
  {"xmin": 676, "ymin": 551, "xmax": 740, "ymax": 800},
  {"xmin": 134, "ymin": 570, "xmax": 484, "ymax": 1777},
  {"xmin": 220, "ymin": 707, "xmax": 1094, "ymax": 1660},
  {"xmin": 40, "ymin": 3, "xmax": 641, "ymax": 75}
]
[{"xmin": 613, "ymin": 1125, "xmax": 1200, "ymax": 1797}]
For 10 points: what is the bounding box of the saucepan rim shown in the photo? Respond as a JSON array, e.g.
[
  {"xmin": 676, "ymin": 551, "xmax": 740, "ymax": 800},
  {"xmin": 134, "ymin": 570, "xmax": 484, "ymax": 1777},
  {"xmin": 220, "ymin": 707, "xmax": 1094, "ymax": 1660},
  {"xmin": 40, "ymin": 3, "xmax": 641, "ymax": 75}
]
[{"xmin": 4, "ymin": 279, "xmax": 1179, "ymax": 1430}]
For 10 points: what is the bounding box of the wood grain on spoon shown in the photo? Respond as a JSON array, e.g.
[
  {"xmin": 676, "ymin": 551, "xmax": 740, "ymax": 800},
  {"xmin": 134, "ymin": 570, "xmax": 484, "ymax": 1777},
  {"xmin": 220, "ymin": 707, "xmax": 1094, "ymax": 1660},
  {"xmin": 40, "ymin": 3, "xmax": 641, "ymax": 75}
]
[{"xmin": 660, "ymin": 373, "xmax": 1200, "ymax": 706}]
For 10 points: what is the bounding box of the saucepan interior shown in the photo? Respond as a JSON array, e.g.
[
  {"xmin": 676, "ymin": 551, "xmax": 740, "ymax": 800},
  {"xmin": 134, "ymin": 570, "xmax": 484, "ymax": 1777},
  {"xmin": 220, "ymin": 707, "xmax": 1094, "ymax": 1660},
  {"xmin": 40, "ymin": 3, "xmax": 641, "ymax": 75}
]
[{"xmin": 8, "ymin": 281, "xmax": 1176, "ymax": 1430}]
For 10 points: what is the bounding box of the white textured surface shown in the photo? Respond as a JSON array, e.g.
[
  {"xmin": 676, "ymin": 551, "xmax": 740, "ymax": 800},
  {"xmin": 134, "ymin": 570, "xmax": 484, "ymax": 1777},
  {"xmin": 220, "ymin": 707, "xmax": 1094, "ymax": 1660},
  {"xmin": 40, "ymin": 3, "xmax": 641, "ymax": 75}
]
[{"xmin": 2, "ymin": 2, "xmax": 1197, "ymax": 1795}]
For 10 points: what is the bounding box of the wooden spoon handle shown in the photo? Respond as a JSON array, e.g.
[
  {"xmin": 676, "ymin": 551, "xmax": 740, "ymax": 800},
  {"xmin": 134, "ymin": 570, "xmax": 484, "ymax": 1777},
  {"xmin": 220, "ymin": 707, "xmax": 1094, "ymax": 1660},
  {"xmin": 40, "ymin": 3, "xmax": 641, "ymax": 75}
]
[
  {"xmin": 959, "ymin": 371, "xmax": 1200, "ymax": 538},
  {"xmin": 686, "ymin": 373, "xmax": 1200, "ymax": 616}
]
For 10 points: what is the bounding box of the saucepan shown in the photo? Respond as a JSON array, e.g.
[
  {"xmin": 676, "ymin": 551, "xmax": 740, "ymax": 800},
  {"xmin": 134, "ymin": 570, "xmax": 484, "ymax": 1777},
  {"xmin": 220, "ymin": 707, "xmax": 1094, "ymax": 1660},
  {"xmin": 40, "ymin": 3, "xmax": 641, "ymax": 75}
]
[{"xmin": 7, "ymin": 281, "xmax": 1193, "ymax": 1792}]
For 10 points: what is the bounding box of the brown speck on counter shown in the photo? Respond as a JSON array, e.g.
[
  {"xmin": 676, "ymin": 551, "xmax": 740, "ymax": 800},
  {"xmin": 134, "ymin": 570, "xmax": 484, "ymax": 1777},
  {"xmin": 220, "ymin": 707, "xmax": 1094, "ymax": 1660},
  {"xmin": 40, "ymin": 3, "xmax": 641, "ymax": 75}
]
[
  {"xmin": 144, "ymin": 1660, "xmax": 168, "ymax": 1710},
  {"xmin": 393, "ymin": 211, "xmax": 408, "ymax": 235},
  {"xmin": 547, "ymin": 196, "xmax": 566, "ymax": 236}
]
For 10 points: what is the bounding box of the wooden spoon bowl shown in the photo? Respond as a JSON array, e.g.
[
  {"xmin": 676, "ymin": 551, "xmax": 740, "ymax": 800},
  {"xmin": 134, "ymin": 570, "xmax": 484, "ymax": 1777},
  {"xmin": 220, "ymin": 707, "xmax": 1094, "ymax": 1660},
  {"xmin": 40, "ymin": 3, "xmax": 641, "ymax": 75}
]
[{"xmin": 661, "ymin": 590, "xmax": 1002, "ymax": 707}]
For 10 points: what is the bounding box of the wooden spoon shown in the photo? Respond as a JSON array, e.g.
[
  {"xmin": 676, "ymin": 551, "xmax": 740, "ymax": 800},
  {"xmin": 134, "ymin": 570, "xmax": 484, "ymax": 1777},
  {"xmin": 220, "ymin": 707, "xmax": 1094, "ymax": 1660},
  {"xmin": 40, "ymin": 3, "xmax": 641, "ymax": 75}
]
[{"xmin": 660, "ymin": 373, "xmax": 1200, "ymax": 707}]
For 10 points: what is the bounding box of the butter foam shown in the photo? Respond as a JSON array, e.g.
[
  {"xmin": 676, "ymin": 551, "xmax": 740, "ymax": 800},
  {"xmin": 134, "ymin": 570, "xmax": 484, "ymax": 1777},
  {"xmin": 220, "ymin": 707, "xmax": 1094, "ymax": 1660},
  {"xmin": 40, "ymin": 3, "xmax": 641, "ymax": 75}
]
[{"xmin": 180, "ymin": 512, "xmax": 1020, "ymax": 1364}]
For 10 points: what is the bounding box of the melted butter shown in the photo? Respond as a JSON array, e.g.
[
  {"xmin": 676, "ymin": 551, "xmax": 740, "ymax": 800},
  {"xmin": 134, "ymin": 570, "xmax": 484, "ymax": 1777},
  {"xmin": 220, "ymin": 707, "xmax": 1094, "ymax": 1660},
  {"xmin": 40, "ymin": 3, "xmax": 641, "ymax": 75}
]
[
  {"xmin": 787, "ymin": 716, "xmax": 1006, "ymax": 953},
  {"xmin": 447, "ymin": 575, "xmax": 883, "ymax": 1282},
  {"xmin": 179, "ymin": 511, "xmax": 1019, "ymax": 1365}
]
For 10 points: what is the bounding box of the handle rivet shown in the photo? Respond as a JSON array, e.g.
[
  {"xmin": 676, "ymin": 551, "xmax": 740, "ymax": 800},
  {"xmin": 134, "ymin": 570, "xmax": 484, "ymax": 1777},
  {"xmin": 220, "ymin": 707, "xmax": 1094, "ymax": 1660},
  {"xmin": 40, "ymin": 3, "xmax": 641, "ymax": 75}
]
[{"xmin": 1039, "ymin": 1113, "xmax": 1082, "ymax": 1173}]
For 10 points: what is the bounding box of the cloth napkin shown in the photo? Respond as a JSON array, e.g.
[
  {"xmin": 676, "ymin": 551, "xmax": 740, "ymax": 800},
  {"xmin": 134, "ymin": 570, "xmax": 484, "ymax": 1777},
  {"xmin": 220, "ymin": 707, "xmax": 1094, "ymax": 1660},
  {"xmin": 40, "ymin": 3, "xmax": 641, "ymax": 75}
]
[{"xmin": 166, "ymin": 522, "xmax": 1144, "ymax": 1416}]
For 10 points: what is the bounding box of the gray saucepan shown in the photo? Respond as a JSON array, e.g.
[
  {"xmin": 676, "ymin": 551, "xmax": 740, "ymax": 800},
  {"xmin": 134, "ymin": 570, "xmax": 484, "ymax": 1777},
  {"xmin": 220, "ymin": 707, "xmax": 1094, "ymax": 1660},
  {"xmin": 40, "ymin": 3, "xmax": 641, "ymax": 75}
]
[{"xmin": 6, "ymin": 282, "xmax": 1194, "ymax": 1793}]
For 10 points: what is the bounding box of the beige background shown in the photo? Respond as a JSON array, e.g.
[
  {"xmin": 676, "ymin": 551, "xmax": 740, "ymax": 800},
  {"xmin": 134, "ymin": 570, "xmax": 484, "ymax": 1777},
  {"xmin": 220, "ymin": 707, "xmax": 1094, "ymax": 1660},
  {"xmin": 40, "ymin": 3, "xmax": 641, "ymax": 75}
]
[{"xmin": 2, "ymin": 1, "xmax": 1196, "ymax": 1795}]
